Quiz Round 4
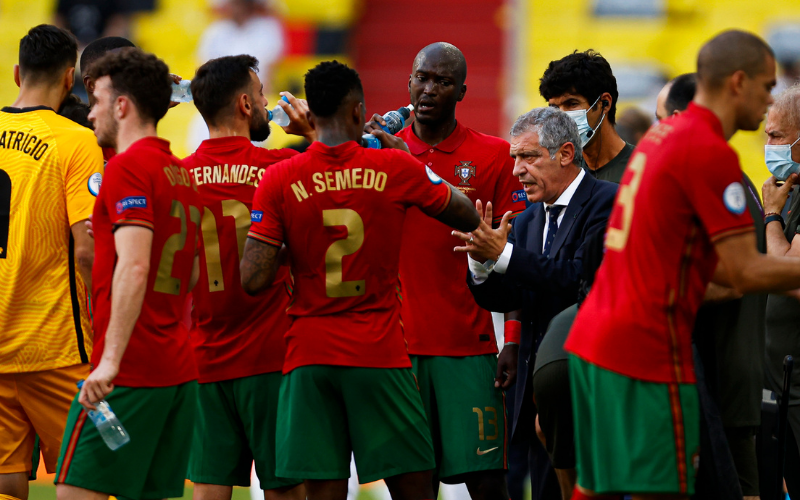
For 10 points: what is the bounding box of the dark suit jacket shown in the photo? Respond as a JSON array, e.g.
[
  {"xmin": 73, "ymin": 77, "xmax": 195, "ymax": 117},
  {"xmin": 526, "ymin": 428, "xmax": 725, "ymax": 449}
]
[{"xmin": 467, "ymin": 172, "xmax": 617, "ymax": 440}]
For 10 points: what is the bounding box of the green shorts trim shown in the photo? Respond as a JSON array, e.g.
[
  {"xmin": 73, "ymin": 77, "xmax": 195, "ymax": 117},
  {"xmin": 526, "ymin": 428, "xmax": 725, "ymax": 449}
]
[
  {"xmin": 275, "ymin": 366, "xmax": 435, "ymax": 483},
  {"xmin": 55, "ymin": 382, "xmax": 197, "ymax": 499},
  {"xmin": 189, "ymin": 372, "xmax": 301, "ymax": 489},
  {"xmin": 569, "ymin": 355, "xmax": 699, "ymax": 495},
  {"xmin": 410, "ymin": 355, "xmax": 507, "ymax": 482}
]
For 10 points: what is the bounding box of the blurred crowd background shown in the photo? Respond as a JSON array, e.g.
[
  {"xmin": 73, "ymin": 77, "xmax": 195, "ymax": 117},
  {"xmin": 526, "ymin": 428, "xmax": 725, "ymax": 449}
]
[{"xmin": 1, "ymin": 0, "xmax": 799, "ymax": 190}]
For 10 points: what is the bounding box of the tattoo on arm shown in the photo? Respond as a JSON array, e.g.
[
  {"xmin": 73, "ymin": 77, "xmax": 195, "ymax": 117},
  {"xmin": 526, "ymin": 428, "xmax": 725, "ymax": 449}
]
[{"xmin": 240, "ymin": 237, "xmax": 281, "ymax": 295}]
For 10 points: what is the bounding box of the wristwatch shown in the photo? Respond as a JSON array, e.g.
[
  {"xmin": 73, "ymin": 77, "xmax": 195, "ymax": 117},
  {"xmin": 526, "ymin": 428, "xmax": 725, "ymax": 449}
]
[{"xmin": 765, "ymin": 213, "xmax": 786, "ymax": 230}]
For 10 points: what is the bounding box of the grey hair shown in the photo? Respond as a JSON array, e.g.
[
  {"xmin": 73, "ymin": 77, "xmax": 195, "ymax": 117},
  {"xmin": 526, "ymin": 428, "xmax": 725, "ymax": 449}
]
[
  {"xmin": 509, "ymin": 107, "xmax": 582, "ymax": 162},
  {"xmin": 772, "ymin": 84, "xmax": 800, "ymax": 140}
]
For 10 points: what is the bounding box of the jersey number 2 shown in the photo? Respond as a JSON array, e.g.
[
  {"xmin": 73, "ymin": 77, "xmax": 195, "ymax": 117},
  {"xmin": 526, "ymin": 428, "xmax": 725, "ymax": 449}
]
[
  {"xmin": 0, "ymin": 169, "xmax": 10, "ymax": 259},
  {"xmin": 154, "ymin": 200, "xmax": 201, "ymax": 294},
  {"xmin": 606, "ymin": 153, "xmax": 646, "ymax": 252},
  {"xmin": 323, "ymin": 208, "xmax": 365, "ymax": 298}
]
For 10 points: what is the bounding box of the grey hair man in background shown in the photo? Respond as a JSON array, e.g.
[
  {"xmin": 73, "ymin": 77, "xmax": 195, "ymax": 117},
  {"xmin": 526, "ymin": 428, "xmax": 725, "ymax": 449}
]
[{"xmin": 454, "ymin": 107, "xmax": 617, "ymax": 500}]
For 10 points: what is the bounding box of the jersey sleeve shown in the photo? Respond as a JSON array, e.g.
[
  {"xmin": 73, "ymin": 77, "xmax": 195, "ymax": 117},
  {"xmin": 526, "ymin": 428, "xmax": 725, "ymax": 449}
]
[
  {"xmin": 684, "ymin": 146, "xmax": 754, "ymax": 241},
  {"xmin": 63, "ymin": 129, "xmax": 104, "ymax": 226},
  {"xmin": 102, "ymin": 159, "xmax": 155, "ymax": 231},
  {"xmin": 247, "ymin": 164, "xmax": 285, "ymax": 248},
  {"xmin": 490, "ymin": 150, "xmax": 526, "ymax": 226},
  {"xmin": 392, "ymin": 152, "xmax": 452, "ymax": 216}
]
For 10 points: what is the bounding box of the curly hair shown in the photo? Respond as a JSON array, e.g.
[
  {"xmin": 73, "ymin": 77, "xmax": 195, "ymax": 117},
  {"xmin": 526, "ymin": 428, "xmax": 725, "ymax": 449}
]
[
  {"xmin": 539, "ymin": 50, "xmax": 619, "ymax": 125},
  {"xmin": 304, "ymin": 61, "xmax": 363, "ymax": 118},
  {"xmin": 19, "ymin": 24, "xmax": 78, "ymax": 84},
  {"xmin": 87, "ymin": 47, "xmax": 172, "ymax": 125},
  {"xmin": 191, "ymin": 55, "xmax": 259, "ymax": 126}
]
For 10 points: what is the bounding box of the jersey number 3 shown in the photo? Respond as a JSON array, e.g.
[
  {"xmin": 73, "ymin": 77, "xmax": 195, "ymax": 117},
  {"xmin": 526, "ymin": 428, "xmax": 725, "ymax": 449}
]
[
  {"xmin": 606, "ymin": 153, "xmax": 646, "ymax": 252},
  {"xmin": 323, "ymin": 208, "xmax": 365, "ymax": 298},
  {"xmin": 0, "ymin": 169, "xmax": 10, "ymax": 259}
]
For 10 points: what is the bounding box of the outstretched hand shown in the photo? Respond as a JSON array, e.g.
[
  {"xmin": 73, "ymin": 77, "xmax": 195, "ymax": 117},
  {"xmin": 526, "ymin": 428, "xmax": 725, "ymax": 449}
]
[{"xmin": 452, "ymin": 200, "xmax": 513, "ymax": 263}]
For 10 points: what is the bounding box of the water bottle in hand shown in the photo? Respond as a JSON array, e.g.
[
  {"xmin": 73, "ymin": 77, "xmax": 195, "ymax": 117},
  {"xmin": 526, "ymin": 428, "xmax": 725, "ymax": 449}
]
[
  {"xmin": 268, "ymin": 96, "xmax": 292, "ymax": 127},
  {"xmin": 77, "ymin": 380, "xmax": 130, "ymax": 451},
  {"xmin": 170, "ymin": 80, "xmax": 193, "ymax": 103},
  {"xmin": 362, "ymin": 104, "xmax": 414, "ymax": 148}
]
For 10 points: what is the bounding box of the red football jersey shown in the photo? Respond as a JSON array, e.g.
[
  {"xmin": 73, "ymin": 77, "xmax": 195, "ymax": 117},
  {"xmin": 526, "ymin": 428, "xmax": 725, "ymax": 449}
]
[
  {"xmin": 183, "ymin": 137, "xmax": 297, "ymax": 382},
  {"xmin": 565, "ymin": 103, "xmax": 754, "ymax": 384},
  {"xmin": 397, "ymin": 123, "xmax": 526, "ymax": 356},
  {"xmin": 92, "ymin": 137, "xmax": 201, "ymax": 387},
  {"xmin": 248, "ymin": 141, "xmax": 453, "ymax": 373}
]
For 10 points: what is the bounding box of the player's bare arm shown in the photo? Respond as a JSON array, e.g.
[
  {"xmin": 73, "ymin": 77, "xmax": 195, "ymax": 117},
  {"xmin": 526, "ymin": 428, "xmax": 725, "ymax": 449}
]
[
  {"xmin": 71, "ymin": 220, "xmax": 94, "ymax": 288},
  {"xmin": 240, "ymin": 237, "xmax": 281, "ymax": 295},
  {"xmin": 79, "ymin": 226, "xmax": 153, "ymax": 411},
  {"xmin": 713, "ymin": 230, "xmax": 800, "ymax": 293},
  {"xmin": 762, "ymin": 174, "xmax": 798, "ymax": 257},
  {"xmin": 452, "ymin": 199, "xmax": 511, "ymax": 262},
  {"xmin": 435, "ymin": 185, "xmax": 481, "ymax": 233}
]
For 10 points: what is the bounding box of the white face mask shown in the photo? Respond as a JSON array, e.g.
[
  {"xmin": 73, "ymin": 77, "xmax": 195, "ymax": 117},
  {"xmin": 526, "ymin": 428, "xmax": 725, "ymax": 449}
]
[
  {"xmin": 765, "ymin": 135, "xmax": 800, "ymax": 181},
  {"xmin": 565, "ymin": 95, "xmax": 606, "ymax": 147}
]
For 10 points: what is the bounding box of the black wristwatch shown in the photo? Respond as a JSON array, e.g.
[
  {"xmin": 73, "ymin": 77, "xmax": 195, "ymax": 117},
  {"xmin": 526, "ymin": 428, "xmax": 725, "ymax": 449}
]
[{"xmin": 765, "ymin": 213, "xmax": 786, "ymax": 229}]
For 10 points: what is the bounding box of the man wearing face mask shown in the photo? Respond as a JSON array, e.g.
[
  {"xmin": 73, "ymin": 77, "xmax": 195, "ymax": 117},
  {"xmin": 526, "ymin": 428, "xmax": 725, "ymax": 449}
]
[
  {"xmin": 539, "ymin": 50, "xmax": 634, "ymax": 184},
  {"xmin": 760, "ymin": 83, "xmax": 800, "ymax": 498}
]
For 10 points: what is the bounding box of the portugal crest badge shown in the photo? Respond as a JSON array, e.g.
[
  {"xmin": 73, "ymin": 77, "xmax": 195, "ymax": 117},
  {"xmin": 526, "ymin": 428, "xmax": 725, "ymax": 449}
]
[{"xmin": 455, "ymin": 161, "xmax": 476, "ymax": 186}]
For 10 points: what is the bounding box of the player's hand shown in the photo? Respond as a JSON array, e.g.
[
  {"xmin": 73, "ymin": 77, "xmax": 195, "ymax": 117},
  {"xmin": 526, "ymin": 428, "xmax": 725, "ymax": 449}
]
[
  {"xmin": 79, "ymin": 361, "xmax": 118, "ymax": 411},
  {"xmin": 369, "ymin": 128, "xmax": 410, "ymax": 153},
  {"xmin": 495, "ymin": 343, "xmax": 518, "ymax": 389},
  {"xmin": 169, "ymin": 74, "xmax": 182, "ymax": 108},
  {"xmin": 278, "ymin": 91, "xmax": 316, "ymax": 143},
  {"xmin": 452, "ymin": 200, "xmax": 513, "ymax": 263},
  {"xmin": 762, "ymin": 174, "xmax": 797, "ymax": 214},
  {"xmin": 364, "ymin": 113, "xmax": 387, "ymax": 135},
  {"xmin": 85, "ymin": 214, "xmax": 94, "ymax": 239}
]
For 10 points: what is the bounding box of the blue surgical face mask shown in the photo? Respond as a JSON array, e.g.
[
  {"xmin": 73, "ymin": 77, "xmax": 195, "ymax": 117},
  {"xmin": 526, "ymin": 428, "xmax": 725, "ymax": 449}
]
[
  {"xmin": 765, "ymin": 135, "xmax": 800, "ymax": 181},
  {"xmin": 565, "ymin": 95, "xmax": 606, "ymax": 147}
]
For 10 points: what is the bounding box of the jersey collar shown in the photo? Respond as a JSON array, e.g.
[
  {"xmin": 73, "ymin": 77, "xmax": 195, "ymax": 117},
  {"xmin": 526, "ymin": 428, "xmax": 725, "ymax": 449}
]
[
  {"xmin": 1, "ymin": 105, "xmax": 53, "ymax": 114},
  {"xmin": 686, "ymin": 102, "xmax": 724, "ymax": 138},
  {"xmin": 308, "ymin": 140, "xmax": 360, "ymax": 158},
  {"xmin": 198, "ymin": 136, "xmax": 252, "ymax": 151},
  {"xmin": 129, "ymin": 136, "xmax": 172, "ymax": 153},
  {"xmin": 405, "ymin": 121, "xmax": 467, "ymax": 155}
]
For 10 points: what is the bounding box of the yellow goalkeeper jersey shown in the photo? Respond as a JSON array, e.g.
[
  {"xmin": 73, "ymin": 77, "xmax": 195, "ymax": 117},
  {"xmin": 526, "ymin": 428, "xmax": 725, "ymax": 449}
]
[{"xmin": 0, "ymin": 105, "xmax": 103, "ymax": 373}]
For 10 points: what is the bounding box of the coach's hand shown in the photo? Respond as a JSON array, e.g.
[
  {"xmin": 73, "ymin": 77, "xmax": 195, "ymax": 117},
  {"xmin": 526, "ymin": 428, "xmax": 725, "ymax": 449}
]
[
  {"xmin": 79, "ymin": 362, "xmax": 118, "ymax": 411},
  {"xmin": 278, "ymin": 92, "xmax": 316, "ymax": 143},
  {"xmin": 495, "ymin": 344, "xmax": 518, "ymax": 389},
  {"xmin": 452, "ymin": 200, "xmax": 512, "ymax": 263},
  {"xmin": 763, "ymin": 174, "xmax": 797, "ymax": 214}
]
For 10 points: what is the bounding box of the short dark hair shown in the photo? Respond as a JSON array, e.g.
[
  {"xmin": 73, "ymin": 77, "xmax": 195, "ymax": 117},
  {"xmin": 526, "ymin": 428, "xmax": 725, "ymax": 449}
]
[
  {"xmin": 58, "ymin": 94, "xmax": 92, "ymax": 129},
  {"xmin": 697, "ymin": 30, "xmax": 775, "ymax": 89},
  {"xmin": 539, "ymin": 50, "xmax": 620, "ymax": 125},
  {"xmin": 191, "ymin": 55, "xmax": 259, "ymax": 126},
  {"xmin": 665, "ymin": 73, "xmax": 696, "ymax": 115},
  {"xmin": 87, "ymin": 47, "xmax": 172, "ymax": 125},
  {"xmin": 80, "ymin": 36, "xmax": 135, "ymax": 75},
  {"xmin": 19, "ymin": 24, "xmax": 78, "ymax": 84},
  {"xmin": 304, "ymin": 61, "xmax": 363, "ymax": 118}
]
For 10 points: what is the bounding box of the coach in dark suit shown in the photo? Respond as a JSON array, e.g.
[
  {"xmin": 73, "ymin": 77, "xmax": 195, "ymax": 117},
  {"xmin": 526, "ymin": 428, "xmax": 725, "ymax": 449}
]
[{"xmin": 454, "ymin": 106, "xmax": 617, "ymax": 500}]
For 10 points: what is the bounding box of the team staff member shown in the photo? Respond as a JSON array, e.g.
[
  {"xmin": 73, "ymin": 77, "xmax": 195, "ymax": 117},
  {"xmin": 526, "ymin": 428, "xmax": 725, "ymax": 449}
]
[
  {"xmin": 0, "ymin": 25, "xmax": 102, "ymax": 500},
  {"xmin": 241, "ymin": 60, "xmax": 480, "ymax": 500},
  {"xmin": 761, "ymin": 83, "xmax": 800, "ymax": 498},
  {"xmin": 564, "ymin": 31, "xmax": 800, "ymax": 500},
  {"xmin": 55, "ymin": 48, "xmax": 201, "ymax": 500},
  {"xmin": 540, "ymin": 50, "xmax": 633, "ymax": 184},
  {"xmin": 183, "ymin": 54, "xmax": 313, "ymax": 500},
  {"xmin": 367, "ymin": 41, "xmax": 525, "ymax": 500}
]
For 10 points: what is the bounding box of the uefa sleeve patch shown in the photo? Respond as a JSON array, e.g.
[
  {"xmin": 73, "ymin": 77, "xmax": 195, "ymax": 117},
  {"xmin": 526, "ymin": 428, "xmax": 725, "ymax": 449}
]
[
  {"xmin": 116, "ymin": 196, "xmax": 147, "ymax": 214},
  {"xmin": 87, "ymin": 172, "xmax": 102, "ymax": 197},
  {"xmin": 251, "ymin": 210, "xmax": 263, "ymax": 223},
  {"xmin": 511, "ymin": 189, "xmax": 526, "ymax": 203},
  {"xmin": 723, "ymin": 182, "xmax": 746, "ymax": 215},
  {"xmin": 425, "ymin": 166, "xmax": 443, "ymax": 185}
]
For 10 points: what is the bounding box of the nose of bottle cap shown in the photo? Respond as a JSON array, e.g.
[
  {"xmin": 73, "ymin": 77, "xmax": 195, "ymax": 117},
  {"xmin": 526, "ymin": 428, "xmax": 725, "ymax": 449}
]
[
  {"xmin": 268, "ymin": 109, "xmax": 273, "ymax": 121},
  {"xmin": 281, "ymin": 95, "xmax": 290, "ymax": 104}
]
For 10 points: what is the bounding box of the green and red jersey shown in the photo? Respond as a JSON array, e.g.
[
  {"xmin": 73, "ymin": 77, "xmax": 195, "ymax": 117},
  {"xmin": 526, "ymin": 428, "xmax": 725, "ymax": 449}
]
[
  {"xmin": 92, "ymin": 137, "xmax": 200, "ymax": 387},
  {"xmin": 183, "ymin": 137, "xmax": 297, "ymax": 383},
  {"xmin": 565, "ymin": 103, "xmax": 754, "ymax": 384},
  {"xmin": 248, "ymin": 141, "xmax": 452, "ymax": 373}
]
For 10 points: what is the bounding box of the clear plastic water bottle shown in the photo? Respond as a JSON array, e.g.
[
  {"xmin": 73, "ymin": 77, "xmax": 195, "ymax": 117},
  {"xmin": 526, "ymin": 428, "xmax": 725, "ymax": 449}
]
[
  {"xmin": 268, "ymin": 96, "xmax": 291, "ymax": 127},
  {"xmin": 362, "ymin": 104, "xmax": 414, "ymax": 149},
  {"xmin": 170, "ymin": 79, "xmax": 193, "ymax": 103},
  {"xmin": 76, "ymin": 380, "xmax": 130, "ymax": 451}
]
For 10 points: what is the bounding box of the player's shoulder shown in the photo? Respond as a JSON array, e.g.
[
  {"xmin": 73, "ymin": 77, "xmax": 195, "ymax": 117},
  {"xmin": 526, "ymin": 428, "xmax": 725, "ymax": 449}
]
[
  {"xmin": 41, "ymin": 111, "xmax": 98, "ymax": 146},
  {"xmin": 254, "ymin": 146, "xmax": 299, "ymax": 165},
  {"xmin": 462, "ymin": 126, "xmax": 511, "ymax": 151}
]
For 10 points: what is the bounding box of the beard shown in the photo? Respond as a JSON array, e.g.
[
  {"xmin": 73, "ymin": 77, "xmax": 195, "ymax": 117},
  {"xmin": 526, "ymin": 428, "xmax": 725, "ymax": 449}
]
[
  {"xmin": 250, "ymin": 112, "xmax": 271, "ymax": 142},
  {"xmin": 95, "ymin": 111, "xmax": 119, "ymax": 150}
]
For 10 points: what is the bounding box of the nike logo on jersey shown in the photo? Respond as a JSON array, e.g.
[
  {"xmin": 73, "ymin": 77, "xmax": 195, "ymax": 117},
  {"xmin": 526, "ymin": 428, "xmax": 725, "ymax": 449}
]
[{"xmin": 476, "ymin": 447, "xmax": 499, "ymax": 455}]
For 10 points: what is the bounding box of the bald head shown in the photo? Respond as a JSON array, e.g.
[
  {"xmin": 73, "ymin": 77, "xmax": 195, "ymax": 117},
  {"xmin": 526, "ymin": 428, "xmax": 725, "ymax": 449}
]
[
  {"xmin": 697, "ymin": 30, "xmax": 774, "ymax": 90},
  {"xmin": 412, "ymin": 42, "xmax": 467, "ymax": 85}
]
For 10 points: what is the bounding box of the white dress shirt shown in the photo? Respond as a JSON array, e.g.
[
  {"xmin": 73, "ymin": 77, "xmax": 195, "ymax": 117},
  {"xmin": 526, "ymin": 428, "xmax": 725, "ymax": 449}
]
[{"xmin": 469, "ymin": 168, "xmax": 586, "ymax": 283}]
